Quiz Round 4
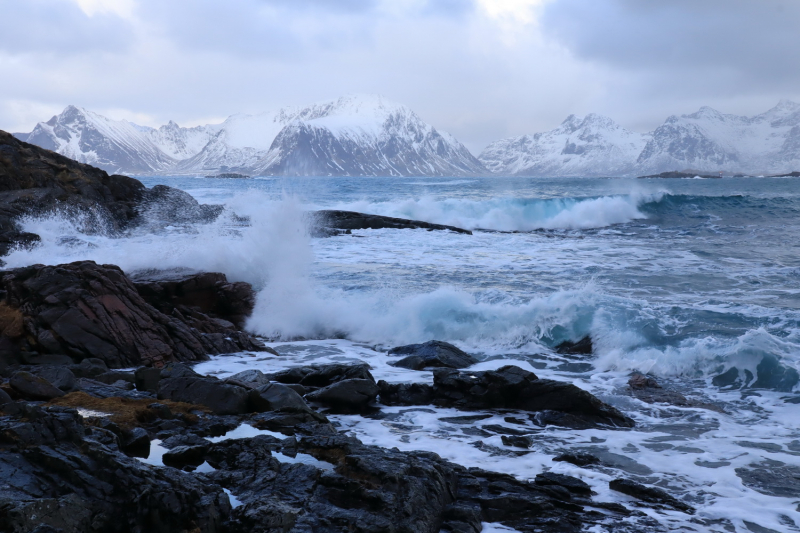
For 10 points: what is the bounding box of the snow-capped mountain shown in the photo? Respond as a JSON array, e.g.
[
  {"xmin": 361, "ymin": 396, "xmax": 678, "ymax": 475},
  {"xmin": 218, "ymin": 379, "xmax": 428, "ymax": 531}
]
[
  {"xmin": 479, "ymin": 114, "xmax": 649, "ymax": 177},
  {"xmin": 480, "ymin": 101, "xmax": 800, "ymax": 176},
  {"xmin": 14, "ymin": 96, "xmax": 486, "ymax": 177},
  {"xmin": 14, "ymin": 106, "xmax": 179, "ymax": 174}
]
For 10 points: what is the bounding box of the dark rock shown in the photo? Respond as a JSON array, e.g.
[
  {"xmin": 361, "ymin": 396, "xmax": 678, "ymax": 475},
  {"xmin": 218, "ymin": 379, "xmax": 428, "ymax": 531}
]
[
  {"xmin": 305, "ymin": 378, "xmax": 379, "ymax": 409},
  {"xmin": 226, "ymin": 369, "xmax": 270, "ymax": 388},
  {"xmin": 628, "ymin": 373, "xmax": 660, "ymax": 390},
  {"xmin": 74, "ymin": 378, "xmax": 155, "ymax": 400},
  {"xmin": 249, "ymin": 382, "xmax": 325, "ymax": 421},
  {"xmin": 94, "ymin": 370, "xmax": 135, "ymax": 385},
  {"xmin": 530, "ymin": 410, "xmax": 604, "ymax": 429},
  {"xmin": 120, "ymin": 426, "xmax": 150, "ymax": 458},
  {"xmin": 9, "ymin": 371, "xmax": 65, "ymax": 400},
  {"xmin": 314, "ymin": 209, "xmax": 472, "ymax": 235},
  {"xmin": 712, "ymin": 367, "xmax": 741, "ymax": 388},
  {"xmin": 162, "ymin": 444, "xmax": 209, "ymax": 468},
  {"xmin": 555, "ymin": 336, "xmax": 593, "ymax": 355},
  {"xmin": 74, "ymin": 358, "xmax": 108, "ymax": 378},
  {"xmin": 30, "ymin": 366, "xmax": 75, "ymax": 391},
  {"xmin": 735, "ymin": 460, "xmax": 800, "ymax": 498},
  {"xmin": 134, "ymin": 366, "xmax": 161, "ymax": 393},
  {"xmin": 535, "ymin": 472, "xmax": 592, "ymax": 495},
  {"xmin": 609, "ymin": 478, "xmax": 695, "ymax": 513},
  {"xmin": 433, "ymin": 366, "xmax": 634, "ymax": 428},
  {"xmin": 138, "ymin": 184, "xmax": 223, "ymax": 226},
  {"xmin": 159, "ymin": 362, "xmax": 199, "ymax": 379},
  {"xmin": 158, "ymin": 375, "xmax": 250, "ymax": 415},
  {"xmin": 264, "ymin": 362, "xmax": 374, "ymax": 388},
  {"xmin": 0, "ymin": 387, "xmax": 13, "ymax": 405},
  {"xmin": 130, "ymin": 268, "xmax": 259, "ymax": 330},
  {"xmin": 378, "ymin": 380, "xmax": 435, "ymax": 405},
  {"xmin": 553, "ymin": 453, "xmax": 601, "ymax": 467},
  {"xmin": 20, "ymin": 353, "xmax": 74, "ymax": 366},
  {"xmin": 627, "ymin": 372, "xmax": 724, "ymax": 412},
  {"xmin": 501, "ymin": 435, "xmax": 534, "ymax": 448},
  {"xmin": 0, "ymin": 402, "xmax": 230, "ymax": 532},
  {"xmin": 388, "ymin": 340, "xmax": 479, "ymax": 370},
  {"xmin": 110, "ymin": 379, "xmax": 134, "ymax": 390},
  {"xmin": 752, "ymin": 354, "xmax": 800, "ymax": 392}
]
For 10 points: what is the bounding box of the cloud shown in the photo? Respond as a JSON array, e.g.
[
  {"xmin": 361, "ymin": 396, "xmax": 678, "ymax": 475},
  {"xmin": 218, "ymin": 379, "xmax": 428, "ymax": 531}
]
[{"xmin": 0, "ymin": 0, "xmax": 134, "ymax": 56}]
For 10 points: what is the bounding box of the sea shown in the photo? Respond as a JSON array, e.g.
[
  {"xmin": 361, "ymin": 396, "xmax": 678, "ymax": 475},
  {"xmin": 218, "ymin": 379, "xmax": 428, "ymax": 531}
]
[{"xmin": 5, "ymin": 175, "xmax": 800, "ymax": 532}]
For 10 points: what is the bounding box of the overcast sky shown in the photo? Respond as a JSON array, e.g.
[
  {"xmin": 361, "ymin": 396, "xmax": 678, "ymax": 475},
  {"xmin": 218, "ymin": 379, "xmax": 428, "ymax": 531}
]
[{"xmin": 1, "ymin": 0, "xmax": 799, "ymax": 153}]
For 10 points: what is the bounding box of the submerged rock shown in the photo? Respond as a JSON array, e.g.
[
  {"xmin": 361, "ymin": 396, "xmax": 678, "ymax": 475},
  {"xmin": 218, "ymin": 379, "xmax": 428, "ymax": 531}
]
[
  {"xmin": 609, "ymin": 478, "xmax": 695, "ymax": 514},
  {"xmin": 313, "ymin": 209, "xmax": 472, "ymax": 235},
  {"xmin": 388, "ymin": 340, "xmax": 478, "ymax": 370},
  {"xmin": 264, "ymin": 362, "xmax": 374, "ymax": 388},
  {"xmin": 555, "ymin": 336, "xmax": 593, "ymax": 355}
]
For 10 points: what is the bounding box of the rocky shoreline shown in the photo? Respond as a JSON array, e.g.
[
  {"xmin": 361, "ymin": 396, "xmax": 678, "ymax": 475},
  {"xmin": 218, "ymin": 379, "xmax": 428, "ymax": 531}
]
[{"xmin": 0, "ymin": 132, "xmax": 696, "ymax": 532}]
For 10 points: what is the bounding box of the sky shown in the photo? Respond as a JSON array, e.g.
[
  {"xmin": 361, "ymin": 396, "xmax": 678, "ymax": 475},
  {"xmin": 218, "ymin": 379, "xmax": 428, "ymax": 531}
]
[{"xmin": 1, "ymin": 0, "xmax": 799, "ymax": 154}]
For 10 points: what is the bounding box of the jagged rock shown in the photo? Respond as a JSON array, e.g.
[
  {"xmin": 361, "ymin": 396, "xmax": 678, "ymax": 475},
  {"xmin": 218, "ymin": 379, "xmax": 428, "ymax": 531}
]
[
  {"xmin": 226, "ymin": 369, "xmax": 270, "ymax": 388},
  {"xmin": 555, "ymin": 336, "xmax": 593, "ymax": 355},
  {"xmin": 377, "ymin": 380, "xmax": 435, "ymax": 405},
  {"xmin": 609, "ymin": 478, "xmax": 695, "ymax": 514},
  {"xmin": 120, "ymin": 427, "xmax": 150, "ymax": 458},
  {"xmin": 0, "ymin": 261, "xmax": 264, "ymax": 369},
  {"xmin": 305, "ymin": 379, "xmax": 379, "ymax": 410},
  {"xmin": 9, "ymin": 371, "xmax": 65, "ymax": 400},
  {"xmin": 388, "ymin": 340, "xmax": 478, "ymax": 370},
  {"xmin": 94, "ymin": 370, "xmax": 135, "ymax": 385},
  {"xmin": 73, "ymin": 358, "xmax": 108, "ymax": 378},
  {"xmin": 75, "ymin": 378, "xmax": 155, "ymax": 400},
  {"xmin": 158, "ymin": 374, "xmax": 250, "ymax": 415},
  {"xmin": 314, "ymin": 210, "xmax": 472, "ymax": 235},
  {"xmin": 265, "ymin": 363, "xmax": 374, "ymax": 388},
  {"xmin": 433, "ymin": 366, "xmax": 634, "ymax": 428},
  {"xmin": 501, "ymin": 435, "xmax": 534, "ymax": 448},
  {"xmin": 130, "ymin": 268, "xmax": 258, "ymax": 329},
  {"xmin": 0, "ymin": 403, "xmax": 230, "ymax": 532}
]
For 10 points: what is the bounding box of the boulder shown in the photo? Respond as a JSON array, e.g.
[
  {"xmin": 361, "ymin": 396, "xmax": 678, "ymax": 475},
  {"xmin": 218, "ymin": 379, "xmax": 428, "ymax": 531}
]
[
  {"xmin": 121, "ymin": 426, "xmax": 151, "ymax": 458},
  {"xmin": 249, "ymin": 382, "xmax": 324, "ymax": 421},
  {"xmin": 388, "ymin": 340, "xmax": 478, "ymax": 370},
  {"xmin": 74, "ymin": 378, "xmax": 156, "ymax": 400},
  {"xmin": 265, "ymin": 362, "xmax": 374, "ymax": 388},
  {"xmin": 9, "ymin": 371, "xmax": 65, "ymax": 400},
  {"xmin": 555, "ymin": 336, "xmax": 593, "ymax": 355},
  {"xmin": 31, "ymin": 366, "xmax": 75, "ymax": 391},
  {"xmin": 0, "ymin": 387, "xmax": 13, "ymax": 405},
  {"xmin": 433, "ymin": 366, "xmax": 634, "ymax": 428},
  {"xmin": 226, "ymin": 369, "xmax": 270, "ymax": 388},
  {"xmin": 535, "ymin": 472, "xmax": 592, "ymax": 496},
  {"xmin": 305, "ymin": 378, "xmax": 379, "ymax": 409},
  {"xmin": 314, "ymin": 209, "xmax": 472, "ymax": 235},
  {"xmin": 134, "ymin": 366, "xmax": 162, "ymax": 393},
  {"xmin": 158, "ymin": 375, "xmax": 250, "ymax": 415},
  {"xmin": 94, "ymin": 370, "xmax": 135, "ymax": 385},
  {"xmin": 553, "ymin": 453, "xmax": 601, "ymax": 467}
]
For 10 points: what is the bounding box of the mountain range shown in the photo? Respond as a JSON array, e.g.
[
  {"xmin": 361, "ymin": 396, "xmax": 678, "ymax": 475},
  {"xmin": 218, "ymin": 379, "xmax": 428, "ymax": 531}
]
[{"xmin": 12, "ymin": 96, "xmax": 800, "ymax": 177}]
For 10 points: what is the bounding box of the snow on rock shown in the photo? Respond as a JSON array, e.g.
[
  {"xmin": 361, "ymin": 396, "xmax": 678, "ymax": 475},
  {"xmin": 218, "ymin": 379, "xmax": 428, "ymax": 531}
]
[{"xmin": 480, "ymin": 101, "xmax": 800, "ymax": 177}]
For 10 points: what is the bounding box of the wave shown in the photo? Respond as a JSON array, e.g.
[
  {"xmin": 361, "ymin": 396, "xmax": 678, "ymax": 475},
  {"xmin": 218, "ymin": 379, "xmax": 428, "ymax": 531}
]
[{"xmin": 322, "ymin": 190, "xmax": 667, "ymax": 231}]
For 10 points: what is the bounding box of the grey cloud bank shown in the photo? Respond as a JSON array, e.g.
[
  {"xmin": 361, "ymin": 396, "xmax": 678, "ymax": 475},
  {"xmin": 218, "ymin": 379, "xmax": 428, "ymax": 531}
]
[{"xmin": 1, "ymin": 0, "xmax": 799, "ymax": 154}]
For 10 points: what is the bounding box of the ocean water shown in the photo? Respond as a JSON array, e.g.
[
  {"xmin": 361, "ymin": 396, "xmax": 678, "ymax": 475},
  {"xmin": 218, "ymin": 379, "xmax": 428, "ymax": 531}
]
[{"xmin": 6, "ymin": 175, "xmax": 800, "ymax": 532}]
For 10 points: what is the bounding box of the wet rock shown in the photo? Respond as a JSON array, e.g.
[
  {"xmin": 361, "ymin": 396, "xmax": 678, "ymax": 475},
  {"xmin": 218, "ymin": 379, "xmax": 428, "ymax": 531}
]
[
  {"xmin": 501, "ymin": 435, "xmax": 534, "ymax": 448},
  {"xmin": 74, "ymin": 378, "xmax": 155, "ymax": 400},
  {"xmin": 162, "ymin": 444, "xmax": 209, "ymax": 468},
  {"xmin": 75, "ymin": 358, "xmax": 109, "ymax": 378},
  {"xmin": 553, "ymin": 453, "xmax": 601, "ymax": 467},
  {"xmin": 433, "ymin": 366, "xmax": 634, "ymax": 428},
  {"xmin": 249, "ymin": 382, "xmax": 326, "ymax": 421},
  {"xmin": 94, "ymin": 370, "xmax": 135, "ymax": 385},
  {"xmin": 627, "ymin": 373, "xmax": 724, "ymax": 412},
  {"xmin": 0, "ymin": 387, "xmax": 13, "ymax": 405},
  {"xmin": 609, "ymin": 478, "xmax": 695, "ymax": 513},
  {"xmin": 120, "ymin": 426, "xmax": 150, "ymax": 457},
  {"xmin": 30, "ymin": 366, "xmax": 75, "ymax": 391},
  {"xmin": 226, "ymin": 369, "xmax": 270, "ymax": 388},
  {"xmin": 305, "ymin": 378, "xmax": 379, "ymax": 409},
  {"xmin": 9, "ymin": 371, "xmax": 65, "ymax": 400},
  {"xmin": 314, "ymin": 209, "xmax": 472, "ymax": 235},
  {"xmin": 535, "ymin": 472, "xmax": 592, "ymax": 496},
  {"xmin": 134, "ymin": 366, "xmax": 161, "ymax": 393},
  {"xmin": 131, "ymin": 268, "xmax": 259, "ymax": 330},
  {"xmin": 555, "ymin": 336, "xmax": 593, "ymax": 355},
  {"xmin": 264, "ymin": 362, "xmax": 374, "ymax": 388},
  {"xmin": 0, "ymin": 402, "xmax": 230, "ymax": 532},
  {"xmin": 377, "ymin": 380, "xmax": 435, "ymax": 405},
  {"xmin": 158, "ymin": 374, "xmax": 250, "ymax": 415},
  {"xmin": 388, "ymin": 340, "xmax": 479, "ymax": 370},
  {"xmin": 628, "ymin": 373, "xmax": 661, "ymax": 390}
]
